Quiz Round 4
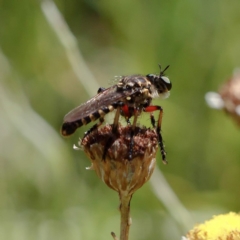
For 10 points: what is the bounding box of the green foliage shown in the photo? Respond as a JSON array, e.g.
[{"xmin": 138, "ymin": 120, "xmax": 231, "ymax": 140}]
[{"xmin": 0, "ymin": 0, "xmax": 240, "ymax": 239}]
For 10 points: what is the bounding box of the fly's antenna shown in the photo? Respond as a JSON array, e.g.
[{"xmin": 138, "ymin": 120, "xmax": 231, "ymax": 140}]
[{"xmin": 158, "ymin": 64, "xmax": 170, "ymax": 76}]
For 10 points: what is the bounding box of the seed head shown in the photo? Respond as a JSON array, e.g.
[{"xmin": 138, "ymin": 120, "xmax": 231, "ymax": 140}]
[
  {"xmin": 205, "ymin": 69, "xmax": 240, "ymax": 126},
  {"xmin": 219, "ymin": 69, "xmax": 240, "ymax": 125},
  {"xmin": 80, "ymin": 124, "xmax": 158, "ymax": 196}
]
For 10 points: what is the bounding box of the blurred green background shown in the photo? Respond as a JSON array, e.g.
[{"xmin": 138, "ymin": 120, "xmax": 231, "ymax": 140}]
[{"xmin": 1, "ymin": 0, "xmax": 240, "ymax": 239}]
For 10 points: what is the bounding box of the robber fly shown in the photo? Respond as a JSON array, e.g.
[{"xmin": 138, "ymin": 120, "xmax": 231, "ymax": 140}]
[{"xmin": 61, "ymin": 65, "xmax": 172, "ymax": 163}]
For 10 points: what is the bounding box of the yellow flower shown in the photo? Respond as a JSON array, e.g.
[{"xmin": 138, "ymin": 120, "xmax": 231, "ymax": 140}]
[{"xmin": 185, "ymin": 212, "xmax": 240, "ymax": 240}]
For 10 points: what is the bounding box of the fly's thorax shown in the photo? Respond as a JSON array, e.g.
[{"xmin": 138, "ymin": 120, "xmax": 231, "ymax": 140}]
[
  {"xmin": 117, "ymin": 75, "xmax": 151, "ymax": 90},
  {"xmin": 116, "ymin": 75, "xmax": 153, "ymax": 105}
]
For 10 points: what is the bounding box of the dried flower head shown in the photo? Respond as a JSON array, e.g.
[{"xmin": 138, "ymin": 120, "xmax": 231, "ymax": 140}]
[
  {"xmin": 80, "ymin": 124, "xmax": 158, "ymax": 196},
  {"xmin": 205, "ymin": 69, "xmax": 240, "ymax": 126},
  {"xmin": 219, "ymin": 69, "xmax": 240, "ymax": 125}
]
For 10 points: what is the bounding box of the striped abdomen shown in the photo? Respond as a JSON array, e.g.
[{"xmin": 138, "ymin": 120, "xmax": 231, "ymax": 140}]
[{"xmin": 61, "ymin": 105, "xmax": 116, "ymax": 136}]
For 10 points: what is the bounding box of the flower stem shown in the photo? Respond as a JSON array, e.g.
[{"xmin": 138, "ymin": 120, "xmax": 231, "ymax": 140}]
[
  {"xmin": 111, "ymin": 232, "xmax": 118, "ymax": 240},
  {"xmin": 119, "ymin": 193, "xmax": 132, "ymax": 240}
]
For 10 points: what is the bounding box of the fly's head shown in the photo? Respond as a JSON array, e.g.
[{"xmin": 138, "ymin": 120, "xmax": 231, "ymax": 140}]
[{"xmin": 146, "ymin": 65, "xmax": 172, "ymax": 99}]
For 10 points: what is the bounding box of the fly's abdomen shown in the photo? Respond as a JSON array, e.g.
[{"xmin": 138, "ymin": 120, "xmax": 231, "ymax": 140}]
[
  {"xmin": 61, "ymin": 120, "xmax": 83, "ymax": 136},
  {"xmin": 61, "ymin": 105, "xmax": 115, "ymax": 136}
]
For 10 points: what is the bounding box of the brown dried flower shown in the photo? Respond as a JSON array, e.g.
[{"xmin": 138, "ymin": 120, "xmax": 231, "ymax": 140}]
[
  {"xmin": 205, "ymin": 69, "xmax": 240, "ymax": 126},
  {"xmin": 218, "ymin": 70, "xmax": 240, "ymax": 125},
  {"xmin": 79, "ymin": 124, "xmax": 159, "ymax": 240},
  {"xmin": 80, "ymin": 124, "xmax": 158, "ymax": 196},
  {"xmin": 79, "ymin": 124, "xmax": 158, "ymax": 240}
]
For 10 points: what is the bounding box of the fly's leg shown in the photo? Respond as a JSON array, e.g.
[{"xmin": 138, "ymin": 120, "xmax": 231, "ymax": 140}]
[
  {"xmin": 150, "ymin": 113, "xmax": 167, "ymax": 164},
  {"xmin": 112, "ymin": 103, "xmax": 122, "ymax": 133},
  {"xmin": 83, "ymin": 87, "xmax": 106, "ymax": 138},
  {"xmin": 121, "ymin": 105, "xmax": 134, "ymax": 125},
  {"xmin": 118, "ymin": 104, "xmax": 136, "ymax": 160},
  {"xmin": 128, "ymin": 123, "xmax": 135, "ymax": 160},
  {"xmin": 144, "ymin": 105, "xmax": 167, "ymax": 164},
  {"xmin": 117, "ymin": 103, "xmax": 137, "ymax": 160},
  {"xmin": 126, "ymin": 118, "xmax": 131, "ymax": 125},
  {"xmin": 83, "ymin": 117, "xmax": 104, "ymax": 139},
  {"xmin": 102, "ymin": 102, "xmax": 124, "ymax": 160},
  {"xmin": 83, "ymin": 100, "xmax": 123, "ymax": 141},
  {"xmin": 127, "ymin": 107, "xmax": 141, "ymax": 160}
]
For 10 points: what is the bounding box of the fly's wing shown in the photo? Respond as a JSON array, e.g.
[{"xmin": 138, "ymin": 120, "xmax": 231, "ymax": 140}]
[
  {"xmin": 63, "ymin": 84, "xmax": 136, "ymax": 123},
  {"xmin": 61, "ymin": 75, "xmax": 146, "ymax": 136}
]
